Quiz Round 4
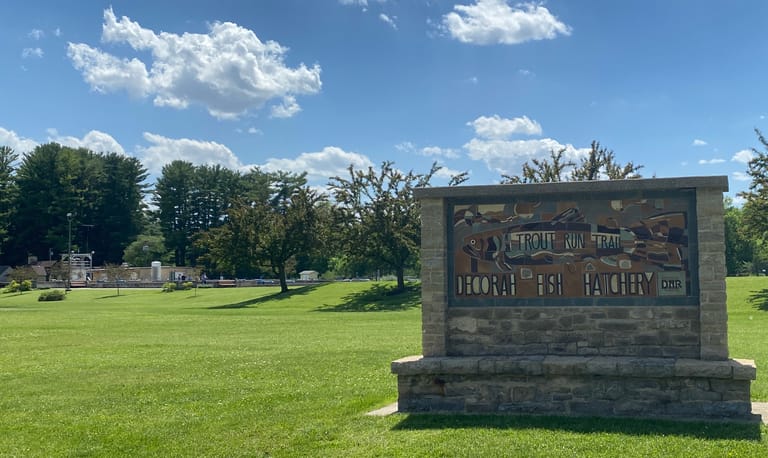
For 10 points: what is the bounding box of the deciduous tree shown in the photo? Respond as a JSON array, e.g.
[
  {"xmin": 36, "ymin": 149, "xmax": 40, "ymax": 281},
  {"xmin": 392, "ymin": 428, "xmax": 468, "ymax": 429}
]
[{"xmin": 329, "ymin": 161, "xmax": 438, "ymax": 291}]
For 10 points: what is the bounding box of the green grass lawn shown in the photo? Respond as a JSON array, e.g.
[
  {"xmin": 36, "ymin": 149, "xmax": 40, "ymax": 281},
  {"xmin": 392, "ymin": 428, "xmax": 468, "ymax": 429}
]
[{"xmin": 0, "ymin": 280, "xmax": 767, "ymax": 457}]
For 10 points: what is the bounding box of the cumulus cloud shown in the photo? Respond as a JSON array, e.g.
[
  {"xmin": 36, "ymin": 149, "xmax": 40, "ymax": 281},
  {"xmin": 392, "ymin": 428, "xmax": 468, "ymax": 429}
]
[
  {"xmin": 68, "ymin": 43, "xmax": 151, "ymax": 97},
  {"xmin": 465, "ymin": 137, "xmax": 588, "ymax": 177},
  {"xmin": 0, "ymin": 127, "xmax": 39, "ymax": 154},
  {"xmin": 442, "ymin": 0, "xmax": 571, "ymax": 45},
  {"xmin": 732, "ymin": 149, "xmax": 754, "ymax": 164},
  {"xmin": 22, "ymin": 47, "xmax": 44, "ymax": 58},
  {"xmin": 468, "ymin": 114, "xmax": 542, "ymax": 139},
  {"xmin": 691, "ymin": 139, "xmax": 707, "ymax": 146},
  {"xmin": 137, "ymin": 132, "xmax": 242, "ymax": 174},
  {"xmin": 261, "ymin": 146, "xmax": 373, "ymax": 183},
  {"xmin": 68, "ymin": 8, "xmax": 322, "ymax": 120},
  {"xmin": 47, "ymin": 128, "xmax": 125, "ymax": 154},
  {"xmin": 698, "ymin": 158, "xmax": 726, "ymax": 165}
]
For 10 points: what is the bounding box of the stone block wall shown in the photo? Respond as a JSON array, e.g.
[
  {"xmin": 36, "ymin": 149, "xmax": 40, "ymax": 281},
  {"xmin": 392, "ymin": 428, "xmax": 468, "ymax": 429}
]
[{"xmin": 447, "ymin": 305, "xmax": 700, "ymax": 358}]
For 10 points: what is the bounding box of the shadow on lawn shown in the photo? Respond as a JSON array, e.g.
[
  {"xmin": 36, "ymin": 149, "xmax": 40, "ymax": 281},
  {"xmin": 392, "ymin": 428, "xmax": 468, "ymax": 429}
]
[
  {"xmin": 207, "ymin": 283, "xmax": 327, "ymax": 309},
  {"xmin": 748, "ymin": 289, "xmax": 768, "ymax": 311},
  {"xmin": 316, "ymin": 282, "xmax": 420, "ymax": 312},
  {"xmin": 392, "ymin": 413, "xmax": 762, "ymax": 441}
]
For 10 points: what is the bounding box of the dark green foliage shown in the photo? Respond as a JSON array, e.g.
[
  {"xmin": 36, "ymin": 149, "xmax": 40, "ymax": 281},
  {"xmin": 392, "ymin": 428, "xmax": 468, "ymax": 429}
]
[
  {"xmin": 0, "ymin": 146, "xmax": 18, "ymax": 257},
  {"xmin": 154, "ymin": 161, "xmax": 244, "ymax": 267},
  {"xmin": 3, "ymin": 143, "xmax": 147, "ymax": 266},
  {"xmin": 740, "ymin": 129, "xmax": 768, "ymax": 241},
  {"xmin": 38, "ymin": 289, "xmax": 66, "ymax": 301},
  {"xmin": 198, "ymin": 169, "xmax": 325, "ymax": 293}
]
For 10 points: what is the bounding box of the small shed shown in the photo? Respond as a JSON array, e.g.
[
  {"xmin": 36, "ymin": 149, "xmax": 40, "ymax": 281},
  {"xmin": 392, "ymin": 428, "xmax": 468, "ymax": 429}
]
[{"xmin": 299, "ymin": 270, "xmax": 319, "ymax": 281}]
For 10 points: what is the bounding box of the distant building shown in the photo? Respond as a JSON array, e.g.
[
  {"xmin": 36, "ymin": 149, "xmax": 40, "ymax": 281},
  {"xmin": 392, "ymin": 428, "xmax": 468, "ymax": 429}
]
[{"xmin": 299, "ymin": 270, "xmax": 319, "ymax": 281}]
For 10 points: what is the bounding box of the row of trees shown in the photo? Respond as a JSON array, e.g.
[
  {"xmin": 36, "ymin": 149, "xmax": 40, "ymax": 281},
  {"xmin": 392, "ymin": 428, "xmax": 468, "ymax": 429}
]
[{"xmin": 5, "ymin": 135, "xmax": 768, "ymax": 292}]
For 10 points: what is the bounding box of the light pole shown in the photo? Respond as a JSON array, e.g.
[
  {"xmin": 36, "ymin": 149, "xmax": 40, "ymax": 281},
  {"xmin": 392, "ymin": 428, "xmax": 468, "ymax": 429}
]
[{"xmin": 66, "ymin": 212, "xmax": 72, "ymax": 291}]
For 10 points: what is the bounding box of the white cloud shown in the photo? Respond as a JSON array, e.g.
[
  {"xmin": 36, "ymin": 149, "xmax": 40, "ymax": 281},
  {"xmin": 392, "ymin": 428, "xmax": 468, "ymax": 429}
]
[
  {"xmin": 698, "ymin": 158, "xmax": 726, "ymax": 165},
  {"xmin": 68, "ymin": 43, "xmax": 151, "ymax": 98},
  {"xmin": 247, "ymin": 127, "xmax": 263, "ymax": 135},
  {"xmin": 396, "ymin": 141, "xmax": 460, "ymax": 159},
  {"xmin": 465, "ymin": 137, "xmax": 589, "ymax": 176},
  {"xmin": 47, "ymin": 129, "xmax": 125, "ymax": 155},
  {"xmin": 53, "ymin": 28, "xmax": 61, "ymax": 37},
  {"xmin": 434, "ymin": 165, "xmax": 466, "ymax": 181},
  {"xmin": 261, "ymin": 146, "xmax": 373, "ymax": 183},
  {"xmin": 0, "ymin": 127, "xmax": 38, "ymax": 154},
  {"xmin": 339, "ymin": 0, "xmax": 369, "ymax": 5},
  {"xmin": 22, "ymin": 47, "xmax": 44, "ymax": 58},
  {"xmin": 270, "ymin": 96, "xmax": 302, "ymax": 119},
  {"xmin": 28, "ymin": 29, "xmax": 44, "ymax": 40},
  {"xmin": 732, "ymin": 171, "xmax": 751, "ymax": 182},
  {"xmin": 137, "ymin": 132, "xmax": 242, "ymax": 174},
  {"xmin": 420, "ymin": 146, "xmax": 460, "ymax": 159},
  {"xmin": 379, "ymin": 14, "xmax": 397, "ymax": 29},
  {"xmin": 518, "ymin": 69, "xmax": 535, "ymax": 78},
  {"xmin": 442, "ymin": 0, "xmax": 571, "ymax": 45},
  {"xmin": 731, "ymin": 149, "xmax": 754, "ymax": 164},
  {"xmin": 68, "ymin": 8, "xmax": 322, "ymax": 120},
  {"xmin": 468, "ymin": 114, "xmax": 542, "ymax": 139},
  {"xmin": 692, "ymin": 139, "xmax": 707, "ymax": 146}
]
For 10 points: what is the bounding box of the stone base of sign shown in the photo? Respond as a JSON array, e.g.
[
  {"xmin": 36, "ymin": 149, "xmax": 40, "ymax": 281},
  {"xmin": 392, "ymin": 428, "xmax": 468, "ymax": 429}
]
[{"xmin": 392, "ymin": 355, "xmax": 756, "ymax": 420}]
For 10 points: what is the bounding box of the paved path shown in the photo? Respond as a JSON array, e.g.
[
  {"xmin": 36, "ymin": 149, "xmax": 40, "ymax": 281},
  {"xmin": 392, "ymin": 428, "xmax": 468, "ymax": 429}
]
[{"xmin": 752, "ymin": 402, "xmax": 768, "ymax": 424}]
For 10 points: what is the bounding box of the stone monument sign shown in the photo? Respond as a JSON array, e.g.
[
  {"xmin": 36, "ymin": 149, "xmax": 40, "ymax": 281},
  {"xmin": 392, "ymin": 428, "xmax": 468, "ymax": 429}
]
[{"xmin": 392, "ymin": 176, "xmax": 756, "ymax": 420}]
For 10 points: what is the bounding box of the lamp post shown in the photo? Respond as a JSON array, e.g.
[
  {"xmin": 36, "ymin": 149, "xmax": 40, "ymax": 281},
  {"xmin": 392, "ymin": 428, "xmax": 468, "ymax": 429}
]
[{"xmin": 66, "ymin": 212, "xmax": 72, "ymax": 291}]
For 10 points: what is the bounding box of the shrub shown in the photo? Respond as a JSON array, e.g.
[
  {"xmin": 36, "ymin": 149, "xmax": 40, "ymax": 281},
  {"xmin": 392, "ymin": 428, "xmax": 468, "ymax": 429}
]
[
  {"xmin": 21, "ymin": 280, "xmax": 32, "ymax": 291},
  {"xmin": 182, "ymin": 281, "xmax": 194, "ymax": 290},
  {"xmin": 3, "ymin": 280, "xmax": 20, "ymax": 293},
  {"xmin": 162, "ymin": 282, "xmax": 176, "ymax": 292},
  {"xmin": 38, "ymin": 289, "xmax": 66, "ymax": 302}
]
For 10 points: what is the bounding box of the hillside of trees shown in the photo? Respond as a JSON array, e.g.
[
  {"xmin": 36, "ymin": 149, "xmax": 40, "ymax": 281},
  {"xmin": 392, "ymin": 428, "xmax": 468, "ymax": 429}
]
[{"xmin": 1, "ymin": 136, "xmax": 765, "ymax": 288}]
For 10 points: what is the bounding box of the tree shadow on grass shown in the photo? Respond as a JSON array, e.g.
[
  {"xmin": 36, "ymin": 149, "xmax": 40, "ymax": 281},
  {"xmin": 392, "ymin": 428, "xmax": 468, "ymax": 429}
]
[
  {"xmin": 207, "ymin": 283, "xmax": 327, "ymax": 309},
  {"xmin": 392, "ymin": 413, "xmax": 762, "ymax": 441},
  {"xmin": 316, "ymin": 282, "xmax": 420, "ymax": 312},
  {"xmin": 748, "ymin": 289, "xmax": 768, "ymax": 311}
]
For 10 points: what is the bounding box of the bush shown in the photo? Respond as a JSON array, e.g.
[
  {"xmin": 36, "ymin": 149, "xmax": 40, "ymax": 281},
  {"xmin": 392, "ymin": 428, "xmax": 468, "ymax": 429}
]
[
  {"xmin": 162, "ymin": 282, "xmax": 176, "ymax": 292},
  {"xmin": 181, "ymin": 281, "xmax": 194, "ymax": 290},
  {"xmin": 21, "ymin": 280, "xmax": 32, "ymax": 291},
  {"xmin": 38, "ymin": 289, "xmax": 66, "ymax": 302}
]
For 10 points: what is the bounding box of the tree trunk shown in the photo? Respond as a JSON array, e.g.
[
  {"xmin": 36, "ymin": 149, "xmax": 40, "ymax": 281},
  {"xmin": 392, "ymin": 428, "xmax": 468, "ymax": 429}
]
[
  {"xmin": 396, "ymin": 266, "xmax": 405, "ymax": 291},
  {"xmin": 277, "ymin": 264, "xmax": 288, "ymax": 293}
]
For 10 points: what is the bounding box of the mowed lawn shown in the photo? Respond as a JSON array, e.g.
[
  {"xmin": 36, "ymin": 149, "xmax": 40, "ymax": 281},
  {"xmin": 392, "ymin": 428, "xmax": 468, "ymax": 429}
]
[{"xmin": 0, "ymin": 279, "xmax": 766, "ymax": 457}]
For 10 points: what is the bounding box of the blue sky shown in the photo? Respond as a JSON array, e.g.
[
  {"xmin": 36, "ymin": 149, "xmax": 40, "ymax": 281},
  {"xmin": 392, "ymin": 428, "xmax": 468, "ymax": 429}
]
[{"xmin": 2, "ymin": 0, "xmax": 766, "ymax": 202}]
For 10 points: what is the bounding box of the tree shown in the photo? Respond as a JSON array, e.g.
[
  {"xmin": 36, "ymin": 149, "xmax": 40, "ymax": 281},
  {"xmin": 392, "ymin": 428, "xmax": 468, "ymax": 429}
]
[
  {"xmin": 572, "ymin": 141, "xmax": 643, "ymax": 181},
  {"xmin": 501, "ymin": 141, "xmax": 642, "ymax": 184},
  {"xmin": 103, "ymin": 263, "xmax": 128, "ymax": 296},
  {"xmin": 0, "ymin": 146, "xmax": 18, "ymax": 259},
  {"xmin": 90, "ymin": 153, "xmax": 149, "ymax": 264},
  {"xmin": 5, "ymin": 143, "xmax": 147, "ymax": 266},
  {"xmin": 154, "ymin": 161, "xmax": 197, "ymax": 266},
  {"xmin": 740, "ymin": 129, "xmax": 768, "ymax": 240},
  {"xmin": 198, "ymin": 171, "xmax": 325, "ymax": 293},
  {"xmin": 724, "ymin": 197, "xmax": 756, "ymax": 276},
  {"xmin": 329, "ymin": 161, "xmax": 438, "ymax": 291},
  {"xmin": 123, "ymin": 235, "xmax": 170, "ymax": 267}
]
